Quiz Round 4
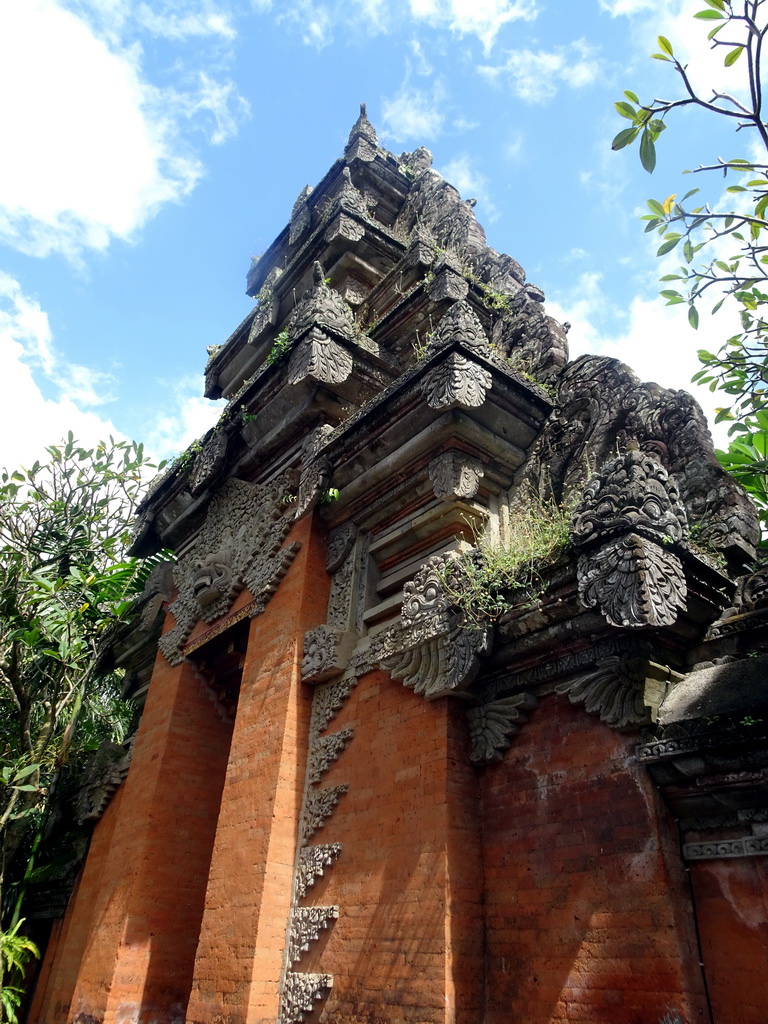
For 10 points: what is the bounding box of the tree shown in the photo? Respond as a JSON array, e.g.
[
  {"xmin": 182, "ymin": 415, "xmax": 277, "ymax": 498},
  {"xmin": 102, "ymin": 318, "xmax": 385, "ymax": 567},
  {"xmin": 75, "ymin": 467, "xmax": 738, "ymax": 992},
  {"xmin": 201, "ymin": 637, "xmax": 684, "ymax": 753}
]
[
  {"xmin": 0, "ymin": 435, "xmax": 159, "ymax": 1021},
  {"xmin": 612, "ymin": 0, "xmax": 768, "ymax": 530}
]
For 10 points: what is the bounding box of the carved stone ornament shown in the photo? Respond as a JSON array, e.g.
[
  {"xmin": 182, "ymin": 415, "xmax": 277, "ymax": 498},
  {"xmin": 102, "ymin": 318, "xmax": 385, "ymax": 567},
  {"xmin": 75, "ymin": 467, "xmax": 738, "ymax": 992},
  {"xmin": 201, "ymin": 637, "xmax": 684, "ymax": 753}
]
[
  {"xmin": 736, "ymin": 558, "xmax": 768, "ymax": 612},
  {"xmin": 301, "ymin": 784, "xmax": 349, "ymax": 843},
  {"xmin": 295, "ymin": 425, "xmax": 335, "ymax": 521},
  {"xmin": 302, "ymin": 625, "xmax": 357, "ymax": 684},
  {"xmin": 421, "ymin": 352, "xmax": 492, "ymax": 410},
  {"xmin": 158, "ymin": 473, "xmax": 298, "ymax": 665},
  {"xmin": 571, "ymin": 450, "xmax": 688, "ymax": 628},
  {"xmin": 426, "ymin": 299, "xmax": 492, "ymax": 358},
  {"xmin": 345, "ymin": 101, "xmax": 378, "ymax": 161},
  {"xmin": 280, "ymin": 971, "xmax": 333, "ymax": 1024},
  {"xmin": 288, "ymin": 327, "xmax": 353, "ymax": 386},
  {"xmin": 189, "ymin": 431, "xmax": 228, "ymax": 496},
  {"xmin": 467, "ymin": 693, "xmax": 538, "ymax": 763},
  {"xmin": 137, "ymin": 561, "xmax": 175, "ymax": 632},
  {"xmin": 288, "ymin": 906, "xmax": 340, "ymax": 964},
  {"xmin": 335, "ymin": 166, "xmax": 370, "ymax": 220},
  {"xmin": 297, "ymin": 844, "xmax": 342, "ymax": 899},
  {"xmin": 310, "ymin": 675, "xmax": 358, "ymax": 736},
  {"xmin": 308, "ymin": 727, "xmax": 355, "ymax": 784},
  {"xmin": 684, "ymin": 837, "xmax": 768, "ymax": 860},
  {"xmin": 289, "ymin": 184, "xmax": 314, "ymax": 245},
  {"xmin": 429, "ymin": 451, "xmax": 484, "ymax": 500},
  {"xmin": 74, "ymin": 741, "xmax": 133, "ymax": 824},
  {"xmin": 377, "ymin": 554, "xmax": 492, "ymax": 700},
  {"xmin": 554, "ymin": 654, "xmax": 655, "ymax": 729},
  {"xmin": 326, "ymin": 523, "xmax": 357, "ymax": 573}
]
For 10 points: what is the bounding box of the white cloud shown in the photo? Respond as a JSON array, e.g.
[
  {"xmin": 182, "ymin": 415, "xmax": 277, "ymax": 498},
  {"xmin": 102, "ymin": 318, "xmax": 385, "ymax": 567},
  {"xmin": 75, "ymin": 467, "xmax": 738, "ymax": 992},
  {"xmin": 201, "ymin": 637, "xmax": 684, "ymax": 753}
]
[
  {"xmin": 437, "ymin": 154, "xmax": 499, "ymax": 220},
  {"xmin": 0, "ymin": 0, "xmax": 247, "ymax": 261},
  {"xmin": 253, "ymin": 0, "xmax": 538, "ymax": 51},
  {"xmin": 382, "ymin": 83, "xmax": 446, "ymax": 142},
  {"xmin": 598, "ymin": 0, "xmax": 656, "ymax": 14},
  {"xmin": 479, "ymin": 39, "xmax": 599, "ymax": 103},
  {"xmin": 409, "ymin": 0, "xmax": 538, "ymax": 53},
  {"xmin": 145, "ymin": 375, "xmax": 225, "ymax": 460},
  {"xmin": 0, "ymin": 274, "xmax": 125, "ymax": 471}
]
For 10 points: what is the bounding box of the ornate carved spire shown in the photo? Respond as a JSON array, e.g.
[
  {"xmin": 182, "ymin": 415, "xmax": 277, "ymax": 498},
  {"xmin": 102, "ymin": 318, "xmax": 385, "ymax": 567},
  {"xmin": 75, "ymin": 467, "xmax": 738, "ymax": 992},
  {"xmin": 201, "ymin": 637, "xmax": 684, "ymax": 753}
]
[{"xmin": 346, "ymin": 101, "xmax": 378, "ymax": 148}]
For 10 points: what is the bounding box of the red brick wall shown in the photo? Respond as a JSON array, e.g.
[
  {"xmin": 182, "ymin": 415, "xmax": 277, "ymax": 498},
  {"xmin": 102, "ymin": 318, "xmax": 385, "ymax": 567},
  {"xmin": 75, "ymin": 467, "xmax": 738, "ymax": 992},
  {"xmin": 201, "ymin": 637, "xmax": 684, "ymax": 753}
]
[
  {"xmin": 186, "ymin": 512, "xmax": 330, "ymax": 1024},
  {"xmin": 31, "ymin": 646, "xmax": 234, "ymax": 1024},
  {"xmin": 691, "ymin": 856, "xmax": 768, "ymax": 1023},
  {"xmin": 481, "ymin": 693, "xmax": 709, "ymax": 1024},
  {"xmin": 297, "ymin": 669, "xmax": 485, "ymax": 1024}
]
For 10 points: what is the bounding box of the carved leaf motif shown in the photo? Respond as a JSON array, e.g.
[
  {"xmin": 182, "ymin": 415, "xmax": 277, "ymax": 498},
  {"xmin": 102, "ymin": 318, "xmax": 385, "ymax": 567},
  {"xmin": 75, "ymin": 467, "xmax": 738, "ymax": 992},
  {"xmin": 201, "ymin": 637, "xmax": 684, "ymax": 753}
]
[
  {"xmin": 296, "ymin": 844, "xmax": 342, "ymax": 900},
  {"xmin": 554, "ymin": 655, "xmax": 651, "ymax": 728},
  {"xmin": 308, "ymin": 728, "xmax": 354, "ymax": 784},
  {"xmin": 326, "ymin": 523, "xmax": 357, "ymax": 573},
  {"xmin": 288, "ymin": 906, "xmax": 339, "ymax": 963},
  {"xmin": 301, "ymin": 785, "xmax": 349, "ymax": 843},
  {"xmin": 280, "ymin": 972, "xmax": 333, "ymax": 1024},
  {"xmin": 467, "ymin": 693, "xmax": 538, "ymax": 763},
  {"xmin": 310, "ymin": 676, "xmax": 358, "ymax": 737},
  {"xmin": 401, "ymin": 553, "xmax": 455, "ymax": 624},
  {"xmin": 288, "ymin": 328, "xmax": 353, "ymax": 386},
  {"xmin": 302, "ymin": 626, "xmax": 356, "ymax": 684},
  {"xmin": 289, "ymin": 261, "xmax": 358, "ymax": 344},
  {"xmin": 428, "ymin": 452, "xmax": 484, "ymax": 500},
  {"xmin": 421, "ymin": 353, "xmax": 492, "ymax": 409},
  {"xmin": 577, "ymin": 534, "xmax": 686, "ymax": 629},
  {"xmin": 427, "ymin": 299, "xmax": 492, "ymax": 357},
  {"xmin": 381, "ymin": 625, "xmax": 490, "ymax": 700}
]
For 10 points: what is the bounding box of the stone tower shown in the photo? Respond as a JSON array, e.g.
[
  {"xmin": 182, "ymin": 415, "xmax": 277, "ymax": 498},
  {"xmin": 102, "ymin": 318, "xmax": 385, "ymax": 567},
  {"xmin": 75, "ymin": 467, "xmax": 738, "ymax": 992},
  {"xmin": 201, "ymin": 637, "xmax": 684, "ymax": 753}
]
[{"xmin": 28, "ymin": 106, "xmax": 768, "ymax": 1024}]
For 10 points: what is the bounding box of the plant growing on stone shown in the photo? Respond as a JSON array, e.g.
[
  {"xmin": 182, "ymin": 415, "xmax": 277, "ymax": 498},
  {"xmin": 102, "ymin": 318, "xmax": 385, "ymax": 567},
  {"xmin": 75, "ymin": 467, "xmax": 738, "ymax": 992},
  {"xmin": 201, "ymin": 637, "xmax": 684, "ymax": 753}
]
[
  {"xmin": 266, "ymin": 327, "xmax": 292, "ymax": 366},
  {"xmin": 440, "ymin": 494, "xmax": 572, "ymax": 626}
]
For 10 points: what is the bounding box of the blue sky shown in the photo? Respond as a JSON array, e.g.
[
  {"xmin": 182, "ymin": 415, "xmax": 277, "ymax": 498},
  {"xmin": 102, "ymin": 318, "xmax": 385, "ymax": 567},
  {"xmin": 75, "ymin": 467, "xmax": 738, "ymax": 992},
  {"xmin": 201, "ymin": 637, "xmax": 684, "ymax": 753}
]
[{"xmin": 0, "ymin": 0, "xmax": 749, "ymax": 470}]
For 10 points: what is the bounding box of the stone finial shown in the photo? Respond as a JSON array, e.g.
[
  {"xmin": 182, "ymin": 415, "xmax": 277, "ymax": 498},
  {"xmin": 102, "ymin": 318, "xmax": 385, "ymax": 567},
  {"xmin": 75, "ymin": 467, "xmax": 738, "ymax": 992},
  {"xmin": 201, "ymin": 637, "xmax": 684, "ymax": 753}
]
[{"xmin": 347, "ymin": 102, "xmax": 378, "ymax": 147}]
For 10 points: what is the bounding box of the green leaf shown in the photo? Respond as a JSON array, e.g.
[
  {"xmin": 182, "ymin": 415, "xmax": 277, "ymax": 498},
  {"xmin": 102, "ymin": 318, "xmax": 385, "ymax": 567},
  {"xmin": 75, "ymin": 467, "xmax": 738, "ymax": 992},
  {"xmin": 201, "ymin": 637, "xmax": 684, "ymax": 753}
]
[
  {"xmin": 657, "ymin": 235, "xmax": 681, "ymax": 256},
  {"xmin": 647, "ymin": 199, "xmax": 666, "ymax": 216},
  {"xmin": 624, "ymin": 90, "xmax": 639, "ymax": 103},
  {"xmin": 725, "ymin": 46, "xmax": 744, "ymax": 66},
  {"xmin": 688, "ymin": 305, "xmax": 700, "ymax": 329},
  {"xmin": 708, "ymin": 22, "xmax": 725, "ymax": 39},
  {"xmin": 612, "ymin": 126, "xmax": 639, "ymax": 151},
  {"xmin": 694, "ymin": 8, "xmax": 724, "ymax": 17},
  {"xmin": 615, "ymin": 101, "xmax": 637, "ymax": 120},
  {"xmin": 684, "ymin": 239, "xmax": 694, "ymax": 263},
  {"xmin": 640, "ymin": 128, "xmax": 657, "ymax": 172},
  {"xmin": 682, "ymin": 188, "xmax": 700, "ymax": 202},
  {"xmin": 652, "ymin": 53, "xmax": 671, "ymax": 62},
  {"xmin": 658, "ymin": 35, "xmax": 674, "ymax": 56}
]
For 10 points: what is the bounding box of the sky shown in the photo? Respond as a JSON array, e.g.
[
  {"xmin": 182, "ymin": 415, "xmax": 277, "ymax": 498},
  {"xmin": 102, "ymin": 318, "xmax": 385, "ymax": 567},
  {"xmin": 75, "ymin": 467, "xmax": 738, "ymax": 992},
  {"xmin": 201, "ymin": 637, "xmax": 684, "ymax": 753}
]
[{"xmin": 0, "ymin": 0, "xmax": 753, "ymax": 471}]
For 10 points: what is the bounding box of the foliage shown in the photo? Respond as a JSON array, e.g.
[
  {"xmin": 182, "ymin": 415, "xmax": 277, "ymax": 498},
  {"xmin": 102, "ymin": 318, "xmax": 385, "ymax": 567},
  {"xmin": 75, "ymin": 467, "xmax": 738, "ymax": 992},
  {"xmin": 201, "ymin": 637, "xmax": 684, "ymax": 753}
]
[
  {"xmin": 440, "ymin": 494, "xmax": 572, "ymax": 626},
  {"xmin": 612, "ymin": 0, "xmax": 768, "ymax": 527},
  {"xmin": 0, "ymin": 919, "xmax": 39, "ymax": 1024},
  {"xmin": 265, "ymin": 327, "xmax": 292, "ymax": 366},
  {"xmin": 0, "ymin": 435, "xmax": 157, "ymax": 1014}
]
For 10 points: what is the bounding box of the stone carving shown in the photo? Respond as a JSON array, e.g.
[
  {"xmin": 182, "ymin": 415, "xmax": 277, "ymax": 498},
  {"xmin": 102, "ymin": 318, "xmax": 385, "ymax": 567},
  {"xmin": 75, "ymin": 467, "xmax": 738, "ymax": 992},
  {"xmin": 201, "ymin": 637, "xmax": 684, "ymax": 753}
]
[
  {"xmin": 296, "ymin": 844, "xmax": 342, "ymax": 899},
  {"xmin": 429, "ymin": 451, "xmax": 484, "ymax": 500},
  {"xmin": 377, "ymin": 553, "xmax": 492, "ymax": 700},
  {"xmin": 248, "ymin": 270, "xmax": 282, "ymax": 345},
  {"xmin": 288, "ymin": 906, "xmax": 340, "ymax": 964},
  {"xmin": 295, "ymin": 425, "xmax": 335, "ymax": 521},
  {"xmin": 310, "ymin": 676, "xmax": 358, "ymax": 735},
  {"xmin": 288, "ymin": 330, "xmax": 353, "ymax": 387},
  {"xmin": 308, "ymin": 727, "xmax": 355, "ymax": 784},
  {"xmin": 571, "ymin": 450, "xmax": 687, "ymax": 628},
  {"xmin": 302, "ymin": 626, "xmax": 357, "ymax": 684},
  {"xmin": 519, "ymin": 354, "xmax": 757, "ymax": 566},
  {"xmin": 137, "ymin": 561, "xmax": 175, "ymax": 632},
  {"xmin": 554, "ymin": 655, "xmax": 655, "ymax": 729},
  {"xmin": 326, "ymin": 523, "xmax": 357, "ymax": 573},
  {"xmin": 189, "ymin": 431, "xmax": 228, "ymax": 496},
  {"xmin": 74, "ymin": 741, "xmax": 133, "ymax": 824},
  {"xmin": 467, "ymin": 693, "xmax": 538, "ymax": 763},
  {"xmin": 335, "ymin": 166, "xmax": 370, "ymax": 220},
  {"xmin": 280, "ymin": 971, "xmax": 333, "ymax": 1024},
  {"xmin": 327, "ymin": 550, "xmax": 356, "ymax": 630},
  {"xmin": 380, "ymin": 623, "xmax": 490, "ymax": 701},
  {"xmin": 286, "ymin": 261, "xmax": 359, "ymax": 389},
  {"xmin": 158, "ymin": 473, "xmax": 297, "ymax": 664},
  {"xmin": 426, "ymin": 299, "xmax": 492, "ymax": 358},
  {"xmin": 421, "ymin": 352, "xmax": 492, "ymax": 410},
  {"xmin": 301, "ymin": 784, "xmax": 349, "ymax": 842},
  {"xmin": 345, "ymin": 101, "xmax": 378, "ymax": 161},
  {"xmin": 402, "ymin": 555, "xmax": 453, "ymax": 623},
  {"xmin": 736, "ymin": 558, "xmax": 768, "ymax": 612},
  {"xmin": 684, "ymin": 837, "xmax": 768, "ymax": 860},
  {"xmin": 290, "ymin": 185, "xmax": 314, "ymax": 245},
  {"xmin": 395, "ymin": 165, "xmax": 487, "ymax": 263}
]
